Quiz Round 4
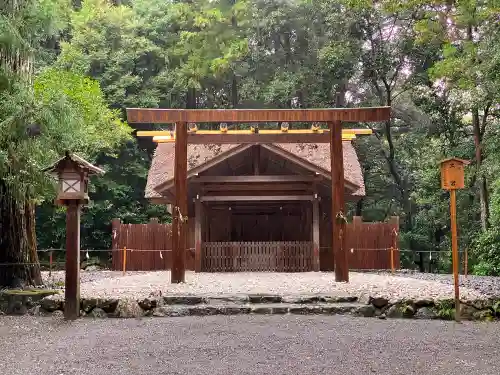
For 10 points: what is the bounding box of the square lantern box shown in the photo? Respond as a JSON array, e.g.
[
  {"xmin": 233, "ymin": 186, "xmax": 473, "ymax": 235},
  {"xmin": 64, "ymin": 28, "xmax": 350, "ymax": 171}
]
[
  {"xmin": 440, "ymin": 157, "xmax": 470, "ymax": 190},
  {"xmin": 44, "ymin": 151, "xmax": 105, "ymax": 206}
]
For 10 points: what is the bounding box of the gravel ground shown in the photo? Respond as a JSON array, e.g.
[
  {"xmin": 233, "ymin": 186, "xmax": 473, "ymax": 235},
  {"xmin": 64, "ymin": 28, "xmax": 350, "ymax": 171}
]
[
  {"xmin": 1, "ymin": 315, "xmax": 499, "ymax": 375},
  {"xmin": 377, "ymin": 271, "xmax": 500, "ymax": 297},
  {"xmin": 42, "ymin": 270, "xmax": 499, "ymax": 301}
]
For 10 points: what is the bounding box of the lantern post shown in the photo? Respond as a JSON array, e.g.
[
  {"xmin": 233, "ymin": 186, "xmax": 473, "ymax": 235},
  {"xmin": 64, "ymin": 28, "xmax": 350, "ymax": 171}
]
[
  {"xmin": 439, "ymin": 157, "xmax": 469, "ymax": 322},
  {"xmin": 44, "ymin": 151, "xmax": 104, "ymax": 320}
]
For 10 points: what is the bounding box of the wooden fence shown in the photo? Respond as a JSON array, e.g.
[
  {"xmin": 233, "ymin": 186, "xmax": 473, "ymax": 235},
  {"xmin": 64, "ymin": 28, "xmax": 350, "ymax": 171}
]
[
  {"xmin": 111, "ymin": 216, "xmax": 399, "ymax": 272},
  {"xmin": 202, "ymin": 241, "xmax": 313, "ymax": 272},
  {"xmin": 110, "ymin": 218, "xmax": 195, "ymax": 271},
  {"xmin": 346, "ymin": 216, "xmax": 400, "ymax": 270}
]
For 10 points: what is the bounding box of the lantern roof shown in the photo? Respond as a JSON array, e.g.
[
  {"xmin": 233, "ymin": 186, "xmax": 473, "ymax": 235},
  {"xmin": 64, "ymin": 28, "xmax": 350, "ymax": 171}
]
[
  {"xmin": 439, "ymin": 157, "xmax": 470, "ymax": 166},
  {"xmin": 43, "ymin": 151, "xmax": 105, "ymax": 176}
]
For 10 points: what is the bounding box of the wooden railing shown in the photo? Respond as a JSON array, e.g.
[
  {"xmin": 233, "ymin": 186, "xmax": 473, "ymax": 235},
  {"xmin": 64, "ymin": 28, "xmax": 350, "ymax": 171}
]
[{"xmin": 202, "ymin": 241, "xmax": 313, "ymax": 272}]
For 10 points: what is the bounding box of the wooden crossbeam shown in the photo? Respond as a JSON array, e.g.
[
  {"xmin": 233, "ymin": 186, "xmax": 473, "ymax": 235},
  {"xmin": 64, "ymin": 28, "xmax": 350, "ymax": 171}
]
[
  {"xmin": 152, "ymin": 133, "xmax": 332, "ymax": 144},
  {"xmin": 139, "ymin": 129, "xmax": 366, "ymax": 143},
  {"xmin": 201, "ymin": 183, "xmax": 313, "ymax": 192},
  {"xmin": 193, "ymin": 175, "xmax": 320, "ymax": 183},
  {"xmin": 138, "ymin": 128, "xmax": 367, "ymax": 144},
  {"xmin": 137, "ymin": 128, "xmax": 371, "ymax": 136},
  {"xmin": 200, "ymin": 195, "xmax": 314, "ymax": 202},
  {"xmin": 127, "ymin": 107, "xmax": 390, "ymax": 123},
  {"xmin": 151, "ymin": 134, "xmax": 356, "ymax": 143}
]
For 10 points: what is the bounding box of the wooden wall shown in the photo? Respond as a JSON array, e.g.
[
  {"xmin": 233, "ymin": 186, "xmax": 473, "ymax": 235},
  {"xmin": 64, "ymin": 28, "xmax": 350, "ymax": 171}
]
[
  {"xmin": 111, "ymin": 218, "xmax": 195, "ymax": 271},
  {"xmin": 206, "ymin": 203, "xmax": 311, "ymax": 242},
  {"xmin": 111, "ymin": 215, "xmax": 399, "ymax": 272},
  {"xmin": 318, "ymin": 199, "xmax": 399, "ymax": 270},
  {"xmin": 346, "ymin": 216, "xmax": 400, "ymax": 270}
]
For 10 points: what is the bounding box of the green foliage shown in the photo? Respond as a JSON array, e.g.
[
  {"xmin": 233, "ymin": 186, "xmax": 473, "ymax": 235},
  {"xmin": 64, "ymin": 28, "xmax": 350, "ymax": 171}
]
[
  {"xmin": 0, "ymin": 67, "xmax": 131, "ymax": 202},
  {"xmin": 434, "ymin": 300, "xmax": 455, "ymax": 320},
  {"xmin": 472, "ymin": 228, "xmax": 500, "ymax": 276},
  {"xmin": 34, "ymin": 68, "xmax": 130, "ymax": 153},
  {"xmin": 0, "ymin": 0, "xmax": 72, "ymax": 69},
  {"xmin": 492, "ymin": 301, "xmax": 500, "ymax": 316},
  {"xmin": 3, "ymin": 0, "xmax": 499, "ymax": 273}
]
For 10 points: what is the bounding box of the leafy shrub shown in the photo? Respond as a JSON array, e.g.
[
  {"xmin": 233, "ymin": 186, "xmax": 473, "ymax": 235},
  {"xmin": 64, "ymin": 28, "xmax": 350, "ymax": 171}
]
[{"xmin": 472, "ymin": 228, "xmax": 500, "ymax": 276}]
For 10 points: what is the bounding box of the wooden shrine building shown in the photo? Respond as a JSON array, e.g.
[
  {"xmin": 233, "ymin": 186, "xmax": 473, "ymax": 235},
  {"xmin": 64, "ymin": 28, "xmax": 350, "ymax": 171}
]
[
  {"xmin": 145, "ymin": 141, "xmax": 364, "ymax": 272},
  {"xmin": 128, "ymin": 107, "xmax": 391, "ymax": 282}
]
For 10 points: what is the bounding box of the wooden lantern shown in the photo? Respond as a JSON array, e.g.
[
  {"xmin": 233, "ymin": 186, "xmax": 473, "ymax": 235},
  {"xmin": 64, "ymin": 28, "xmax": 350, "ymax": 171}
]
[
  {"xmin": 440, "ymin": 158, "xmax": 469, "ymax": 190},
  {"xmin": 44, "ymin": 151, "xmax": 105, "ymax": 206},
  {"xmin": 44, "ymin": 151, "xmax": 104, "ymax": 320}
]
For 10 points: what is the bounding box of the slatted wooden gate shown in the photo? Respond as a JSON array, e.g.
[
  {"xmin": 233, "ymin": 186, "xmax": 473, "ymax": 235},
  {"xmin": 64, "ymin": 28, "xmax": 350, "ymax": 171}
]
[{"xmin": 202, "ymin": 241, "xmax": 313, "ymax": 272}]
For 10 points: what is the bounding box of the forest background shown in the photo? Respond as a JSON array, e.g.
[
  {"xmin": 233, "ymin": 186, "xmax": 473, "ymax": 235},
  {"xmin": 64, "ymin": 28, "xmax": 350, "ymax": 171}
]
[{"xmin": 1, "ymin": 0, "xmax": 499, "ymax": 286}]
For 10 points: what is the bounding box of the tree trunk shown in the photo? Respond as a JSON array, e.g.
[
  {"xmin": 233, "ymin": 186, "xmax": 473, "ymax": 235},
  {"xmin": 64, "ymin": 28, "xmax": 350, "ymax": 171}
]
[
  {"xmin": 467, "ymin": 20, "xmax": 489, "ymax": 231},
  {"xmin": 0, "ymin": 179, "xmax": 42, "ymax": 288},
  {"xmin": 186, "ymin": 87, "xmax": 196, "ymax": 109},
  {"xmin": 472, "ymin": 108, "xmax": 489, "ymax": 231},
  {"xmin": 1, "ymin": 1, "xmax": 41, "ymax": 288},
  {"xmin": 355, "ymin": 198, "xmax": 363, "ymax": 216},
  {"xmin": 379, "ymin": 81, "xmax": 416, "ymax": 266},
  {"xmin": 231, "ymin": 76, "xmax": 238, "ymax": 108}
]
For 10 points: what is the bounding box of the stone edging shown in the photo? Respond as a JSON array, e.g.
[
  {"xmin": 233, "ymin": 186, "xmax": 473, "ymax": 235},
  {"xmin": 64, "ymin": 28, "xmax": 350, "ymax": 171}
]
[{"xmin": 1, "ymin": 291, "xmax": 499, "ymax": 321}]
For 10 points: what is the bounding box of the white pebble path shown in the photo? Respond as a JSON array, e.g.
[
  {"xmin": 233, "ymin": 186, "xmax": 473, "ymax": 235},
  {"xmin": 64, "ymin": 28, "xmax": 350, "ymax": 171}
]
[{"xmin": 42, "ymin": 271, "xmax": 491, "ymax": 301}]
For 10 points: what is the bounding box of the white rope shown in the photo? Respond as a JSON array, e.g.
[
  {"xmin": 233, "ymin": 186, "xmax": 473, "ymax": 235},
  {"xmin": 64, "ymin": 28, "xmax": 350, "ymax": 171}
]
[{"xmin": 175, "ymin": 206, "xmax": 187, "ymax": 223}]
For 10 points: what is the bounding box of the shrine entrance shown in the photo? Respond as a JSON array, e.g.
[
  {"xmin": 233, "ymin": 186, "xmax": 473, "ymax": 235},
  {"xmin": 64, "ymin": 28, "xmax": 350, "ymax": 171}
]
[{"xmin": 126, "ymin": 107, "xmax": 391, "ymax": 283}]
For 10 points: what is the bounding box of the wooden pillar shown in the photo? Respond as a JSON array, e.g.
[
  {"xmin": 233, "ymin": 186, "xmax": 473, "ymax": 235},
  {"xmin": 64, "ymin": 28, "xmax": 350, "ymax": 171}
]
[
  {"xmin": 312, "ymin": 198, "xmax": 320, "ymax": 271},
  {"xmin": 329, "ymin": 120, "xmax": 348, "ymax": 282},
  {"xmin": 194, "ymin": 198, "xmax": 203, "ymax": 272},
  {"xmin": 64, "ymin": 201, "xmax": 81, "ymax": 320},
  {"xmin": 450, "ymin": 189, "xmax": 460, "ymax": 322},
  {"xmin": 352, "ymin": 216, "xmax": 362, "ymax": 270},
  {"xmin": 253, "ymin": 145, "xmax": 260, "ymax": 175},
  {"xmin": 111, "ymin": 218, "xmax": 121, "ymax": 270},
  {"xmin": 172, "ymin": 122, "xmax": 188, "ymax": 283},
  {"xmin": 389, "ymin": 216, "xmax": 399, "ymax": 269},
  {"xmin": 149, "ymin": 218, "xmax": 159, "ymax": 270}
]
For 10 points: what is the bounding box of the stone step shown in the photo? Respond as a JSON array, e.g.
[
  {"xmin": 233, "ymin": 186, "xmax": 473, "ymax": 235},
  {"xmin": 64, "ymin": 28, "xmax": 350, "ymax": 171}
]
[
  {"xmin": 145, "ymin": 302, "xmax": 375, "ymax": 318},
  {"xmin": 155, "ymin": 294, "xmax": 359, "ymax": 306}
]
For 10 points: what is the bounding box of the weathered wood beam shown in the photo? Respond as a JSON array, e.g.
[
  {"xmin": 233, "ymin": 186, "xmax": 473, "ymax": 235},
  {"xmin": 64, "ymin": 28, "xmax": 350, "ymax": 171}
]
[
  {"xmin": 195, "ymin": 133, "xmax": 330, "ymax": 144},
  {"xmin": 210, "ymin": 203, "xmax": 301, "ymax": 210},
  {"xmin": 162, "ymin": 189, "xmax": 175, "ymax": 203},
  {"xmin": 171, "ymin": 122, "xmax": 187, "ymax": 283},
  {"xmin": 141, "ymin": 128, "xmax": 371, "ymax": 136},
  {"xmin": 253, "ymin": 145, "xmax": 260, "ymax": 175},
  {"xmin": 127, "ymin": 107, "xmax": 390, "ymax": 124},
  {"xmin": 330, "ymin": 120, "xmax": 348, "ymax": 282},
  {"xmin": 201, "ymin": 183, "xmax": 313, "ymax": 192},
  {"xmin": 148, "ymin": 197, "xmax": 170, "ymax": 204},
  {"xmin": 312, "ymin": 198, "xmax": 320, "ymax": 272},
  {"xmin": 192, "ymin": 175, "xmax": 320, "ymax": 183},
  {"xmin": 218, "ymin": 207, "xmax": 296, "ymax": 213},
  {"xmin": 150, "ymin": 133, "xmax": 356, "ymax": 144},
  {"xmin": 200, "ymin": 195, "xmax": 315, "ymax": 202},
  {"xmin": 64, "ymin": 201, "xmax": 80, "ymax": 320},
  {"xmin": 194, "ymin": 198, "xmax": 202, "ymax": 273},
  {"xmin": 202, "ymin": 190, "xmax": 311, "ymax": 197}
]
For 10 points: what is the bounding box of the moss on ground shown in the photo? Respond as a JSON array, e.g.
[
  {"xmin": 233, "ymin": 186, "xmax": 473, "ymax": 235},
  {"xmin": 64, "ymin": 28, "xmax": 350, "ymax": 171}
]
[{"xmin": 1, "ymin": 289, "xmax": 60, "ymax": 296}]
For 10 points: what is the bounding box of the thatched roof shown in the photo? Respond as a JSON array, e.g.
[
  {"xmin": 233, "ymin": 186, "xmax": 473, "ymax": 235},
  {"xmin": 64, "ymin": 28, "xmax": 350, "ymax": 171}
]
[{"xmin": 146, "ymin": 142, "xmax": 365, "ymax": 199}]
